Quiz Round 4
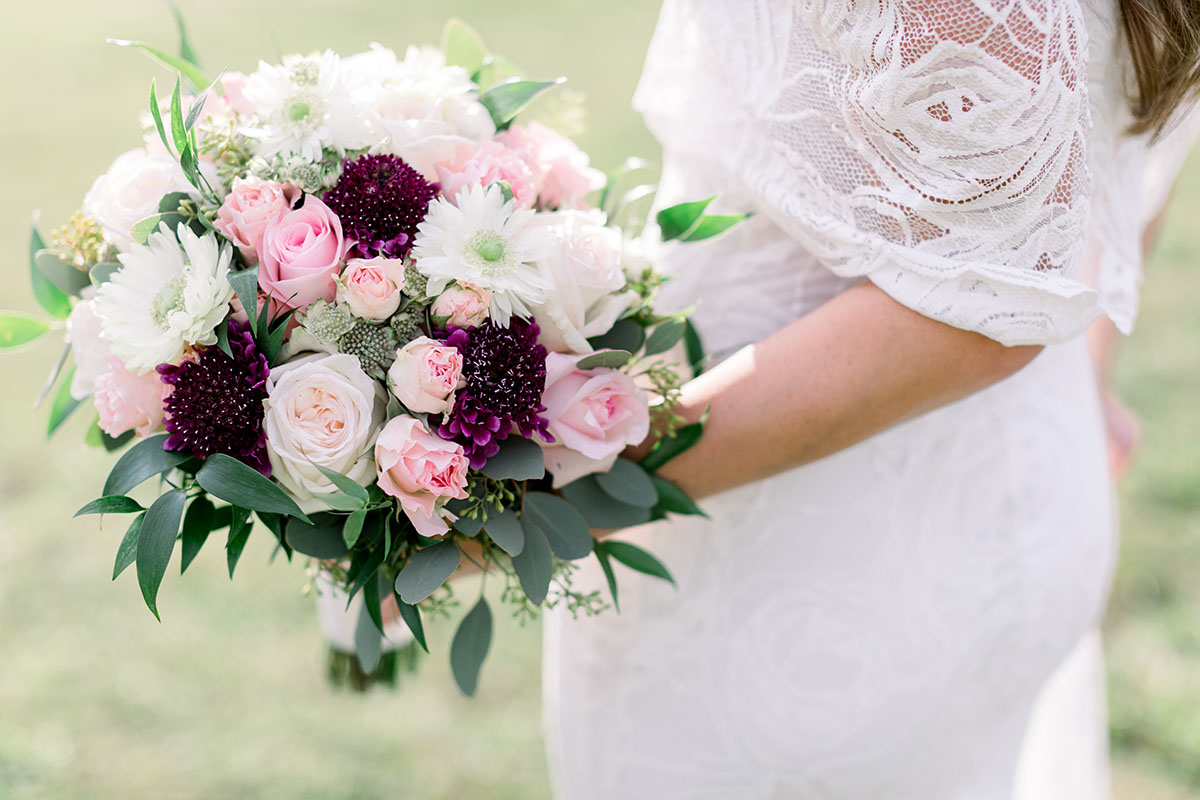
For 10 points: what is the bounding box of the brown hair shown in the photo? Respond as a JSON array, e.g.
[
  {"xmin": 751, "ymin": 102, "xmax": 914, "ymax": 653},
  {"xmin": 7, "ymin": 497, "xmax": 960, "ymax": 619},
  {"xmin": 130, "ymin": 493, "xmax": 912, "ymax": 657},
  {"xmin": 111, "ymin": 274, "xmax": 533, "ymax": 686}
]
[{"xmin": 1120, "ymin": 0, "xmax": 1200, "ymax": 138}]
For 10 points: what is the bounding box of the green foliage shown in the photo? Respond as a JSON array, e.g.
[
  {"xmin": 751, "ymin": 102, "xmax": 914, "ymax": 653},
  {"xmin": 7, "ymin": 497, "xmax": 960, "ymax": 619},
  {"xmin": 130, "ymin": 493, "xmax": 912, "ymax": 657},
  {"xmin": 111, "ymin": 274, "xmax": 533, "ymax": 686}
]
[
  {"xmin": 75, "ymin": 496, "xmax": 144, "ymax": 517},
  {"xmin": 342, "ymin": 509, "xmax": 367, "ymax": 548},
  {"xmin": 354, "ymin": 595, "xmax": 383, "ymax": 673},
  {"xmin": 483, "ymin": 508, "xmax": 524, "ymax": 557},
  {"xmin": 643, "ymin": 318, "xmax": 686, "ymax": 357},
  {"xmin": 651, "ymin": 475, "xmax": 708, "ymax": 519},
  {"xmin": 593, "ymin": 545, "xmax": 620, "ymax": 612},
  {"xmin": 136, "ymin": 488, "xmax": 188, "ymax": 619},
  {"xmin": 479, "ymin": 436, "xmax": 545, "ymax": 480},
  {"xmin": 284, "ymin": 513, "xmax": 348, "ymax": 559},
  {"xmin": 511, "ymin": 516, "xmax": 553, "ymax": 604},
  {"xmin": 588, "ymin": 319, "xmax": 645, "ymax": 354},
  {"xmin": 46, "ymin": 366, "xmax": 82, "ymax": 435},
  {"xmin": 34, "ymin": 249, "xmax": 91, "ymax": 297},
  {"xmin": 0, "ymin": 312, "xmax": 50, "ymax": 349},
  {"xmin": 180, "ymin": 494, "xmax": 217, "ymax": 574},
  {"xmin": 441, "ymin": 18, "xmax": 488, "ymax": 76},
  {"xmin": 479, "ymin": 79, "xmax": 564, "ymax": 130},
  {"xmin": 195, "ymin": 454, "xmax": 309, "ymax": 521},
  {"xmin": 523, "ymin": 492, "xmax": 592, "ymax": 560},
  {"xmin": 597, "ymin": 540, "xmax": 675, "ymax": 586},
  {"xmin": 225, "ymin": 506, "xmax": 252, "ymax": 578},
  {"xmin": 594, "ymin": 458, "xmax": 658, "ymax": 508},
  {"xmin": 656, "ymin": 196, "xmax": 714, "ymax": 241},
  {"xmin": 112, "ymin": 512, "xmax": 145, "ymax": 581},
  {"xmin": 560, "ymin": 474, "xmax": 651, "ymax": 529},
  {"xmin": 102, "ymin": 433, "xmax": 189, "ymax": 496},
  {"xmin": 28, "ymin": 226, "xmax": 71, "ymax": 319},
  {"xmin": 450, "ymin": 597, "xmax": 493, "ymax": 697},
  {"xmin": 640, "ymin": 421, "xmax": 703, "ymax": 474},
  {"xmin": 680, "ymin": 213, "xmax": 752, "ymax": 242},
  {"xmin": 108, "ymin": 38, "xmax": 210, "ymax": 91},
  {"xmin": 576, "ymin": 349, "xmax": 633, "ymax": 369},
  {"xmin": 394, "ymin": 541, "xmax": 460, "ymax": 604}
]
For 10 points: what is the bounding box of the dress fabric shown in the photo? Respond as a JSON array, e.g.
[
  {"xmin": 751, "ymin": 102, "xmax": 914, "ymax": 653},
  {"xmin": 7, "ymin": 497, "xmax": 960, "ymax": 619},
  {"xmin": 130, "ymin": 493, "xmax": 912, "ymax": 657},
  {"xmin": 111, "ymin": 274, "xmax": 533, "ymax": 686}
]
[{"xmin": 542, "ymin": 1, "xmax": 1186, "ymax": 797}]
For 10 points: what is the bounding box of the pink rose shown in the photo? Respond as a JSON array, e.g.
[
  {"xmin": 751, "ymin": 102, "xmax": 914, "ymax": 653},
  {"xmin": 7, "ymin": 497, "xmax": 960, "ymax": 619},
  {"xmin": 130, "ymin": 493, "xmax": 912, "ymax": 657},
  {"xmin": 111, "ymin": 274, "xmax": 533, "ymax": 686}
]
[
  {"xmin": 258, "ymin": 194, "xmax": 346, "ymax": 311},
  {"xmin": 335, "ymin": 257, "xmax": 405, "ymax": 321},
  {"xmin": 496, "ymin": 121, "xmax": 605, "ymax": 210},
  {"xmin": 386, "ymin": 336, "xmax": 465, "ymax": 414},
  {"xmin": 215, "ymin": 177, "xmax": 299, "ymax": 265},
  {"xmin": 431, "ymin": 283, "xmax": 492, "ymax": 328},
  {"xmin": 435, "ymin": 140, "xmax": 537, "ymax": 209},
  {"xmin": 375, "ymin": 415, "xmax": 470, "ymax": 537},
  {"xmin": 219, "ymin": 71, "xmax": 256, "ymax": 117},
  {"xmin": 539, "ymin": 352, "xmax": 651, "ymax": 487},
  {"xmin": 94, "ymin": 354, "xmax": 171, "ymax": 438}
]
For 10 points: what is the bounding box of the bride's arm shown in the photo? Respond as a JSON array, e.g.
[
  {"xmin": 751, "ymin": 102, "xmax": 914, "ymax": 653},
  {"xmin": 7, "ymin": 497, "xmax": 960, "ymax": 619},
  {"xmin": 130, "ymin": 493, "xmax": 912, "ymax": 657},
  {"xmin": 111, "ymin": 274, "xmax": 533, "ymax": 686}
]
[{"xmin": 644, "ymin": 280, "xmax": 1042, "ymax": 501}]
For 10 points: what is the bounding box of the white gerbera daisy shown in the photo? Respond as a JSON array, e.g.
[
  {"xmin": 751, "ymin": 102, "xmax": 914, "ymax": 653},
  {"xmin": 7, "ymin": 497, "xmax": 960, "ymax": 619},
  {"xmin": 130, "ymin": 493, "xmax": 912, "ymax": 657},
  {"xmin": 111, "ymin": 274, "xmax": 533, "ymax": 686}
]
[
  {"xmin": 411, "ymin": 184, "xmax": 552, "ymax": 325},
  {"xmin": 94, "ymin": 223, "xmax": 234, "ymax": 374},
  {"xmin": 240, "ymin": 51, "xmax": 370, "ymax": 161}
]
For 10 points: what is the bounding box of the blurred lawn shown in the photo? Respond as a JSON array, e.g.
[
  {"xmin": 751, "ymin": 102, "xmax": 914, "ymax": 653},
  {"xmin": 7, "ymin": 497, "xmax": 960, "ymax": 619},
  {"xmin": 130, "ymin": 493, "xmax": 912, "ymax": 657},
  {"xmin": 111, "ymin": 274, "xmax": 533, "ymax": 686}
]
[{"xmin": 0, "ymin": 2, "xmax": 1197, "ymax": 799}]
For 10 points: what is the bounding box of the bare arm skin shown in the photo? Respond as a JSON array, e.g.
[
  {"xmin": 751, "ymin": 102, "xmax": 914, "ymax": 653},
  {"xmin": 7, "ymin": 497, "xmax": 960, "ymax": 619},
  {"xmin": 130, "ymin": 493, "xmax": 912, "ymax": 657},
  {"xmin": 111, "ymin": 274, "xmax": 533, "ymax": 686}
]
[{"xmin": 646, "ymin": 280, "xmax": 1042, "ymax": 501}]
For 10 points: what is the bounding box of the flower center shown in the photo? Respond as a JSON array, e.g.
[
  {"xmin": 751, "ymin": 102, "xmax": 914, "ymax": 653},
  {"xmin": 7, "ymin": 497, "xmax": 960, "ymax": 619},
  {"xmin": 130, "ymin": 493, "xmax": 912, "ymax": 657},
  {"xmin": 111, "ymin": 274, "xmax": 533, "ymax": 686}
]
[
  {"xmin": 150, "ymin": 276, "xmax": 187, "ymax": 330},
  {"xmin": 467, "ymin": 230, "xmax": 513, "ymax": 276},
  {"xmin": 288, "ymin": 101, "xmax": 311, "ymax": 121}
]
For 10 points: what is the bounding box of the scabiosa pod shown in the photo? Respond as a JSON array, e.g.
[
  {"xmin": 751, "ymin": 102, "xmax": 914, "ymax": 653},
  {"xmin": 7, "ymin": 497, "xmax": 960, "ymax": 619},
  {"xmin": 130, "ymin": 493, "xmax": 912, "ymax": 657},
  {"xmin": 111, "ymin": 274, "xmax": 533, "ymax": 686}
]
[{"xmin": 324, "ymin": 153, "xmax": 439, "ymax": 259}]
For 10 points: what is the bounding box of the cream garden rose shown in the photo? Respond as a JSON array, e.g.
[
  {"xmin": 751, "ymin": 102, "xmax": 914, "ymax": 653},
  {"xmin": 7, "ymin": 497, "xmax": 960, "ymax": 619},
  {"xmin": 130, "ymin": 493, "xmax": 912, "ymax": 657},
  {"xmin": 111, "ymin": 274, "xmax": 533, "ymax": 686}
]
[
  {"xmin": 539, "ymin": 352, "xmax": 651, "ymax": 487},
  {"xmin": 264, "ymin": 353, "xmax": 386, "ymax": 512},
  {"xmin": 530, "ymin": 210, "xmax": 640, "ymax": 353},
  {"xmin": 386, "ymin": 336, "xmax": 464, "ymax": 414},
  {"xmin": 83, "ymin": 148, "xmax": 198, "ymax": 251}
]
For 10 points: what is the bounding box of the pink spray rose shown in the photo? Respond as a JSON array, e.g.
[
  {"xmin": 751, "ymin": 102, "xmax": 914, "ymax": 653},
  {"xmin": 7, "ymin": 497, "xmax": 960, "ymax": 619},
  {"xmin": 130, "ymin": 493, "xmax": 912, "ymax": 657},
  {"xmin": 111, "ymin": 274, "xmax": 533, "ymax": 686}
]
[
  {"xmin": 496, "ymin": 121, "xmax": 605, "ymax": 210},
  {"xmin": 375, "ymin": 415, "xmax": 470, "ymax": 537},
  {"xmin": 431, "ymin": 283, "xmax": 492, "ymax": 328},
  {"xmin": 93, "ymin": 354, "xmax": 171, "ymax": 438},
  {"xmin": 435, "ymin": 140, "xmax": 538, "ymax": 209},
  {"xmin": 335, "ymin": 257, "xmax": 406, "ymax": 321},
  {"xmin": 215, "ymin": 177, "xmax": 299, "ymax": 265},
  {"xmin": 258, "ymin": 194, "xmax": 346, "ymax": 311},
  {"xmin": 539, "ymin": 352, "xmax": 651, "ymax": 487},
  {"xmin": 386, "ymin": 336, "xmax": 465, "ymax": 414}
]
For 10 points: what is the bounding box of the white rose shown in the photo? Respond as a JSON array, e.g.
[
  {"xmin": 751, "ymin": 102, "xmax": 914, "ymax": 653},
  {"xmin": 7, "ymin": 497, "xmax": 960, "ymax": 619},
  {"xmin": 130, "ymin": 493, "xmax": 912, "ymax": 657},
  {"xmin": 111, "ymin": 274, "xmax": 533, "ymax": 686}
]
[
  {"xmin": 530, "ymin": 210, "xmax": 640, "ymax": 353},
  {"xmin": 83, "ymin": 148, "xmax": 198, "ymax": 252},
  {"xmin": 264, "ymin": 353, "xmax": 386, "ymax": 513},
  {"xmin": 66, "ymin": 294, "xmax": 110, "ymax": 400}
]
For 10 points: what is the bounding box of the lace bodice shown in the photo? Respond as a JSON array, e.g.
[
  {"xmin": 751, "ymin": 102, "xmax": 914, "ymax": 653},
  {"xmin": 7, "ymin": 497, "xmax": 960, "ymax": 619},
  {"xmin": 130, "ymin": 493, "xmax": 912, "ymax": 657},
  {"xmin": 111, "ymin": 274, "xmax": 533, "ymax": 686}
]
[{"xmin": 635, "ymin": 0, "xmax": 1195, "ymax": 347}]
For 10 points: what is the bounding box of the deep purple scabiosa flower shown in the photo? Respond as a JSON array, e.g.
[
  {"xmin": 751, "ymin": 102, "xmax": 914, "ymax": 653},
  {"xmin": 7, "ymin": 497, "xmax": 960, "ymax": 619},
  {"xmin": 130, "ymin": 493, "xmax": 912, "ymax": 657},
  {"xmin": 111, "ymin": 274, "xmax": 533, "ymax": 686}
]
[
  {"xmin": 438, "ymin": 318, "xmax": 552, "ymax": 468},
  {"xmin": 156, "ymin": 320, "xmax": 271, "ymax": 475},
  {"xmin": 323, "ymin": 154, "xmax": 438, "ymax": 259}
]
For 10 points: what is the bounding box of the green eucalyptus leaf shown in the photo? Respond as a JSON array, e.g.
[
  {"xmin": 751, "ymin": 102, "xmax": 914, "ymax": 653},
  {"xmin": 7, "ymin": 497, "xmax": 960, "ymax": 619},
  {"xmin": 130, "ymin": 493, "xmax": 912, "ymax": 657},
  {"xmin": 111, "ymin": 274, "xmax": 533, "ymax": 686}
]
[
  {"xmin": 394, "ymin": 594, "xmax": 429, "ymax": 653},
  {"xmin": 441, "ymin": 18, "xmax": 488, "ymax": 75},
  {"xmin": 602, "ymin": 540, "xmax": 676, "ymax": 586},
  {"xmin": 595, "ymin": 458, "xmax": 658, "ymax": 508},
  {"xmin": 576, "ymin": 349, "xmax": 633, "ymax": 370},
  {"xmin": 588, "ymin": 319, "xmax": 645, "ymax": 354},
  {"xmin": 284, "ymin": 513, "xmax": 348, "ymax": 559},
  {"xmin": 656, "ymin": 196, "xmax": 715, "ymax": 242},
  {"xmin": 46, "ymin": 366, "xmax": 82, "ymax": 436},
  {"xmin": 180, "ymin": 494, "xmax": 215, "ymax": 574},
  {"xmin": 643, "ymin": 318, "xmax": 686, "ymax": 358},
  {"xmin": 480, "ymin": 436, "xmax": 545, "ymax": 480},
  {"xmin": 108, "ymin": 39, "xmax": 210, "ymax": 92},
  {"xmin": 102, "ymin": 434, "xmax": 189, "ymax": 496},
  {"xmin": 394, "ymin": 541, "xmax": 460, "ymax": 604},
  {"xmin": 343, "ymin": 508, "xmax": 367, "ymax": 548},
  {"xmin": 75, "ymin": 496, "xmax": 144, "ymax": 517},
  {"xmin": 560, "ymin": 475, "xmax": 651, "ymax": 529},
  {"xmin": 354, "ymin": 597, "xmax": 383, "ymax": 673},
  {"xmin": 651, "ymin": 475, "xmax": 709, "ymax": 518},
  {"xmin": 136, "ymin": 488, "xmax": 188, "ymax": 620},
  {"xmin": 512, "ymin": 516, "xmax": 553, "ymax": 604},
  {"xmin": 450, "ymin": 597, "xmax": 493, "ymax": 697},
  {"xmin": 524, "ymin": 492, "xmax": 592, "ymax": 560},
  {"xmin": 89, "ymin": 262, "xmax": 121, "ymax": 287},
  {"xmin": 639, "ymin": 421, "xmax": 703, "ymax": 474},
  {"xmin": 452, "ymin": 511, "xmax": 484, "ymax": 536},
  {"xmin": 681, "ymin": 212, "xmax": 752, "ymax": 242},
  {"xmin": 225, "ymin": 506, "xmax": 252, "ymax": 579},
  {"xmin": 113, "ymin": 512, "xmax": 146, "ymax": 581},
  {"xmin": 195, "ymin": 454, "xmax": 309, "ymax": 521},
  {"xmin": 483, "ymin": 508, "xmax": 524, "ymax": 557},
  {"xmin": 35, "ymin": 250, "xmax": 91, "ymax": 297},
  {"xmin": 479, "ymin": 78, "xmax": 564, "ymax": 129},
  {"xmin": 29, "ymin": 227, "xmax": 71, "ymax": 320}
]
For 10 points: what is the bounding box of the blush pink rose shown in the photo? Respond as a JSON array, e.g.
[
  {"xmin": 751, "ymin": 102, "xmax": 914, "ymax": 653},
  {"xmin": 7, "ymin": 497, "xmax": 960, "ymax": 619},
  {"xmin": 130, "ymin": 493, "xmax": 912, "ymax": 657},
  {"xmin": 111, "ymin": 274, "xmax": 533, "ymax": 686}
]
[
  {"xmin": 215, "ymin": 177, "xmax": 299, "ymax": 265},
  {"xmin": 219, "ymin": 71, "xmax": 257, "ymax": 116},
  {"xmin": 375, "ymin": 415, "xmax": 470, "ymax": 537},
  {"xmin": 94, "ymin": 354, "xmax": 171, "ymax": 438},
  {"xmin": 431, "ymin": 283, "xmax": 492, "ymax": 328},
  {"xmin": 258, "ymin": 194, "xmax": 346, "ymax": 311},
  {"xmin": 496, "ymin": 121, "xmax": 605, "ymax": 210},
  {"xmin": 386, "ymin": 336, "xmax": 465, "ymax": 414},
  {"xmin": 335, "ymin": 257, "xmax": 405, "ymax": 321},
  {"xmin": 435, "ymin": 140, "xmax": 537, "ymax": 209},
  {"xmin": 539, "ymin": 352, "xmax": 651, "ymax": 487}
]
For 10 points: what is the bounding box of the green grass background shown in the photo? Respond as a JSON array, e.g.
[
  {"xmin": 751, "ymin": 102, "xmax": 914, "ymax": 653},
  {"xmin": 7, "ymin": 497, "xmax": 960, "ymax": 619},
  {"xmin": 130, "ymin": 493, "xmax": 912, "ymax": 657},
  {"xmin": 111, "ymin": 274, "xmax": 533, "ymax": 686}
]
[{"xmin": 0, "ymin": 1, "xmax": 1197, "ymax": 798}]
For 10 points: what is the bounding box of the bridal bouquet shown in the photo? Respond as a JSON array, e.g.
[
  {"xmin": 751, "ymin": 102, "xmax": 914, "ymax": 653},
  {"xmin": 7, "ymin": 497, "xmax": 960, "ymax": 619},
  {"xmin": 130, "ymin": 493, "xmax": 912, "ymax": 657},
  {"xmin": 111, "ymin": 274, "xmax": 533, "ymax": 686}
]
[{"xmin": 3, "ymin": 17, "xmax": 744, "ymax": 694}]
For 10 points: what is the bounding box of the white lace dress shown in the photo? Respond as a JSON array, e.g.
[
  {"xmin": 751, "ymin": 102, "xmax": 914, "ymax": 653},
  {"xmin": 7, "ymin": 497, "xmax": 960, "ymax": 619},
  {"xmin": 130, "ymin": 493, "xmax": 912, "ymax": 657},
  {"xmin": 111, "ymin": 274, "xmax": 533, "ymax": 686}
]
[{"xmin": 542, "ymin": 2, "xmax": 1194, "ymax": 798}]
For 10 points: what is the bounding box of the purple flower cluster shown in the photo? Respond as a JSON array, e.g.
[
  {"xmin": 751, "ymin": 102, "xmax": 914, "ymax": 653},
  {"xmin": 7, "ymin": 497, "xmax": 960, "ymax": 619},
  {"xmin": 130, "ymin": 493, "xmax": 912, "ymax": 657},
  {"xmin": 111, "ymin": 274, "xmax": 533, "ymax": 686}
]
[
  {"xmin": 157, "ymin": 320, "xmax": 271, "ymax": 475},
  {"xmin": 438, "ymin": 318, "xmax": 552, "ymax": 468},
  {"xmin": 323, "ymin": 154, "xmax": 438, "ymax": 259}
]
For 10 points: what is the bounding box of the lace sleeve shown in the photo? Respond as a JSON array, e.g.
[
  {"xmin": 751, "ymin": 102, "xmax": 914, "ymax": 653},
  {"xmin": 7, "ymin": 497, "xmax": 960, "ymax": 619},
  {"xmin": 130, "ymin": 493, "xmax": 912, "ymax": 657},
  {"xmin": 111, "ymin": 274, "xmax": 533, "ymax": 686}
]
[{"xmin": 637, "ymin": 0, "xmax": 1103, "ymax": 346}]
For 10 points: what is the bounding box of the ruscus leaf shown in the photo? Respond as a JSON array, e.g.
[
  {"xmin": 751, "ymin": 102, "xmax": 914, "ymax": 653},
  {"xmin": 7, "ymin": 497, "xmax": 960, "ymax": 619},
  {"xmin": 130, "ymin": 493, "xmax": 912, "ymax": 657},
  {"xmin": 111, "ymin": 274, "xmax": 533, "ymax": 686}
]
[
  {"xmin": 603, "ymin": 540, "xmax": 676, "ymax": 586},
  {"xmin": 102, "ymin": 434, "xmax": 189, "ymax": 496},
  {"xmin": 656, "ymin": 196, "xmax": 715, "ymax": 241},
  {"xmin": 28, "ymin": 226, "xmax": 71, "ymax": 319},
  {"xmin": 75, "ymin": 496, "xmax": 144, "ymax": 517},
  {"xmin": 0, "ymin": 312, "xmax": 50, "ymax": 350},
  {"xmin": 195, "ymin": 454, "xmax": 309, "ymax": 521},
  {"xmin": 136, "ymin": 489, "xmax": 188, "ymax": 620},
  {"xmin": 640, "ymin": 421, "xmax": 704, "ymax": 474}
]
